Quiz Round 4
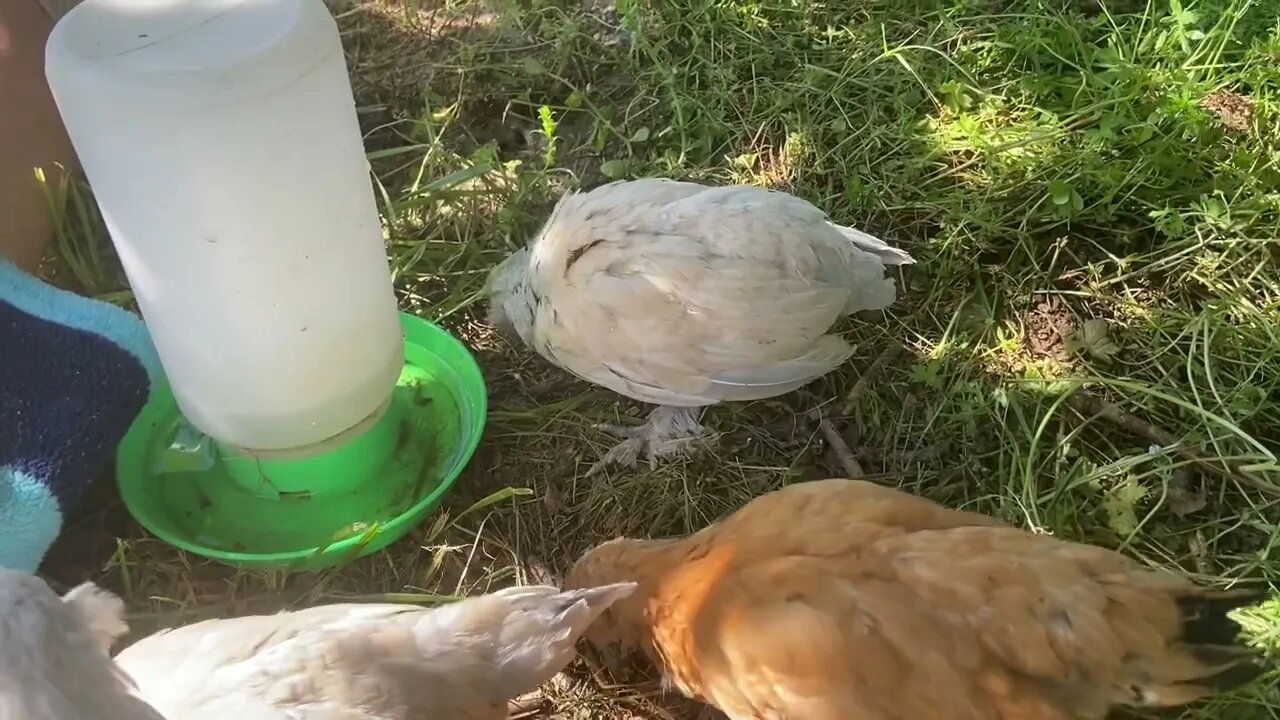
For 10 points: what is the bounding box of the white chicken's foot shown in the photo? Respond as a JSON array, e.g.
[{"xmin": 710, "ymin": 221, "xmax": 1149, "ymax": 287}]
[{"xmin": 585, "ymin": 406, "xmax": 714, "ymax": 477}]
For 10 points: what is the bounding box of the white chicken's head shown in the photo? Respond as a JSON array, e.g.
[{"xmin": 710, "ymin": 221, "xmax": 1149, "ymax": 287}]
[{"xmin": 485, "ymin": 246, "xmax": 537, "ymax": 346}]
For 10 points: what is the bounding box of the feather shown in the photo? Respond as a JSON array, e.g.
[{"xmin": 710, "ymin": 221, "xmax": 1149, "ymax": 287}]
[
  {"xmin": 831, "ymin": 223, "xmax": 917, "ymax": 266},
  {"xmin": 62, "ymin": 581, "xmax": 130, "ymax": 656},
  {"xmin": 706, "ymin": 335, "xmax": 855, "ymax": 401}
]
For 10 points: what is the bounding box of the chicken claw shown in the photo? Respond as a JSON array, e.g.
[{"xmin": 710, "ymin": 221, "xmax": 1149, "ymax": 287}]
[{"xmin": 585, "ymin": 406, "xmax": 715, "ymax": 476}]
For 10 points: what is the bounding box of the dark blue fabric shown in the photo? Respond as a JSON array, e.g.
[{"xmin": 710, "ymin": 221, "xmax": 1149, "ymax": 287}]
[{"xmin": 1, "ymin": 298, "xmax": 151, "ymax": 508}]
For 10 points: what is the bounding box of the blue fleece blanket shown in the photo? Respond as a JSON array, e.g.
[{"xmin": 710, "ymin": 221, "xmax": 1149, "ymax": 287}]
[{"xmin": 0, "ymin": 257, "xmax": 160, "ymax": 571}]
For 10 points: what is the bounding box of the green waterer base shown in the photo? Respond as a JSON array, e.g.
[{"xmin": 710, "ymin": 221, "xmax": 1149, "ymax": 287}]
[{"xmin": 115, "ymin": 313, "xmax": 488, "ymax": 572}]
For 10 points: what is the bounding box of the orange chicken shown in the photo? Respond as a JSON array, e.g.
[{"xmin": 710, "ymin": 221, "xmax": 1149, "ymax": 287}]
[{"xmin": 564, "ymin": 478, "xmax": 1269, "ymax": 720}]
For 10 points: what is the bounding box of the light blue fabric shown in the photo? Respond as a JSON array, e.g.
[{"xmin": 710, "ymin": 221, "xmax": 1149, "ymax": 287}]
[
  {"xmin": 0, "ymin": 259, "xmax": 161, "ymax": 381},
  {"xmin": 0, "ymin": 470, "xmax": 63, "ymax": 573}
]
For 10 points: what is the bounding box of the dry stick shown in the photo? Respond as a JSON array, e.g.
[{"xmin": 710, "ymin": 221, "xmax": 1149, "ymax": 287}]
[
  {"xmin": 840, "ymin": 342, "xmax": 904, "ymax": 417},
  {"xmin": 526, "ymin": 375, "xmax": 579, "ymax": 398},
  {"xmin": 1065, "ymin": 389, "xmax": 1280, "ymax": 497},
  {"xmin": 814, "ymin": 413, "xmax": 865, "ymax": 479},
  {"xmin": 507, "ymin": 690, "xmax": 548, "ymax": 717},
  {"xmin": 811, "ymin": 342, "xmax": 906, "ymax": 480}
]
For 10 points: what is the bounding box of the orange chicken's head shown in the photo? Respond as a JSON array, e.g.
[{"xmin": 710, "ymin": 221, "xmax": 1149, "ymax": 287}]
[{"xmin": 565, "ymin": 536, "xmax": 677, "ymax": 654}]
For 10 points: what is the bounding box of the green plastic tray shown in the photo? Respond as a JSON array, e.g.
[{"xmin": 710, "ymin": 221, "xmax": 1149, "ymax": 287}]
[{"xmin": 115, "ymin": 313, "xmax": 487, "ymax": 571}]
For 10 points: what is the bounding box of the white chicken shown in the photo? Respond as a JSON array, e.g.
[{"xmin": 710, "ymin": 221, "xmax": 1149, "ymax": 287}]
[
  {"xmin": 0, "ymin": 568, "xmax": 635, "ymax": 720},
  {"xmin": 488, "ymin": 178, "xmax": 914, "ymax": 474}
]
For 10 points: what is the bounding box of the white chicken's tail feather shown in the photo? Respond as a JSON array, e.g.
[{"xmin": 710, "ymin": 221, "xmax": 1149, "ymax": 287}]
[
  {"xmin": 707, "ymin": 334, "xmax": 854, "ymax": 402},
  {"xmin": 494, "ymin": 582, "xmax": 638, "ymax": 617},
  {"xmin": 831, "ymin": 224, "xmax": 916, "ymax": 266},
  {"xmin": 842, "ymin": 275, "xmax": 900, "ymax": 315},
  {"xmin": 62, "ymin": 582, "xmax": 130, "ymax": 656}
]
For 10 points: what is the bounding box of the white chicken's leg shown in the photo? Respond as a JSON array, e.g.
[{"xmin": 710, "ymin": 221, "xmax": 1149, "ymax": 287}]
[{"xmin": 586, "ymin": 405, "xmax": 713, "ymax": 476}]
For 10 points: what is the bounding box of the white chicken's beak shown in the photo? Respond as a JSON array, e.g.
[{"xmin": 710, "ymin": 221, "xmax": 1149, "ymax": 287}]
[
  {"xmin": 488, "ymin": 303, "xmax": 520, "ymax": 342},
  {"xmin": 484, "ymin": 248, "xmax": 531, "ymax": 344}
]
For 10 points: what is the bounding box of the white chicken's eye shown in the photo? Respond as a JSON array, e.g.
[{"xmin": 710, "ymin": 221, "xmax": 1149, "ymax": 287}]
[{"xmin": 565, "ymin": 238, "xmax": 607, "ymax": 273}]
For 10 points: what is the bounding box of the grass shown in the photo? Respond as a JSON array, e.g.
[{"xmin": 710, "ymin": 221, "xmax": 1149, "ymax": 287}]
[{"xmin": 34, "ymin": 0, "xmax": 1280, "ymax": 718}]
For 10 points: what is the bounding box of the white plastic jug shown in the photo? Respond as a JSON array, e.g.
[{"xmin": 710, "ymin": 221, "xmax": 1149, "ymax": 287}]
[{"xmin": 45, "ymin": 0, "xmax": 404, "ymax": 455}]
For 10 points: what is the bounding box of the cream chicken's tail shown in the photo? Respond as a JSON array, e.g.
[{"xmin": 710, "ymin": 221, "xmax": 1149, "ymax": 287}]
[
  {"xmin": 0, "ymin": 570, "xmax": 166, "ymax": 720},
  {"xmin": 1125, "ymin": 587, "xmax": 1268, "ymax": 706}
]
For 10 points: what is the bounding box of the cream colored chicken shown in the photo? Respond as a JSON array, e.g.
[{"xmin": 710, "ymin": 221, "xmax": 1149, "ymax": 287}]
[
  {"xmin": 565, "ymin": 479, "xmax": 1270, "ymax": 720},
  {"xmin": 0, "ymin": 568, "xmax": 634, "ymax": 720},
  {"xmin": 488, "ymin": 179, "xmax": 914, "ymax": 475}
]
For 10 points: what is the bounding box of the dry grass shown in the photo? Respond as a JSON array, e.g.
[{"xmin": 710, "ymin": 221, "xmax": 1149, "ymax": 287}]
[{"xmin": 38, "ymin": 0, "xmax": 1280, "ymax": 718}]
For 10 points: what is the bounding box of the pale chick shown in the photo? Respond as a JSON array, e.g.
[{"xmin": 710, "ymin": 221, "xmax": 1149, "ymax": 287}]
[
  {"xmin": 487, "ymin": 179, "xmax": 914, "ymax": 475},
  {"xmin": 0, "ymin": 568, "xmax": 636, "ymax": 720},
  {"xmin": 564, "ymin": 479, "xmax": 1270, "ymax": 720}
]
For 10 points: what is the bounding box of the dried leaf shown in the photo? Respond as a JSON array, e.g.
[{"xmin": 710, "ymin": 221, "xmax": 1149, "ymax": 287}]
[
  {"xmin": 1066, "ymin": 318, "xmax": 1121, "ymax": 360},
  {"xmin": 1104, "ymin": 475, "xmax": 1148, "ymax": 536},
  {"xmin": 1167, "ymin": 472, "xmax": 1207, "ymax": 517},
  {"xmin": 600, "ymin": 159, "xmax": 630, "ymax": 178}
]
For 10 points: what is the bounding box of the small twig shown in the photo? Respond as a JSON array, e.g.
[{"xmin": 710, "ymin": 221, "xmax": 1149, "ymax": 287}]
[
  {"xmin": 1065, "ymin": 389, "xmax": 1280, "ymax": 497},
  {"xmin": 524, "ymin": 556, "xmax": 559, "ymax": 586},
  {"xmin": 525, "ymin": 375, "xmax": 579, "ymax": 398},
  {"xmin": 807, "ymin": 342, "xmax": 904, "ymax": 479},
  {"xmin": 841, "ymin": 342, "xmax": 904, "ymax": 416},
  {"xmin": 507, "ymin": 689, "xmax": 548, "ymax": 717},
  {"xmin": 577, "ymin": 643, "xmax": 634, "ymax": 691},
  {"xmin": 807, "ymin": 409, "xmax": 864, "ymax": 479}
]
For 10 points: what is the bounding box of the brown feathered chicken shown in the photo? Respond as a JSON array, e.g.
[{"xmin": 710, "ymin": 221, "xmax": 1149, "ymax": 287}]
[
  {"xmin": 487, "ymin": 179, "xmax": 913, "ymax": 475},
  {"xmin": 564, "ymin": 478, "xmax": 1270, "ymax": 720},
  {"xmin": 0, "ymin": 568, "xmax": 635, "ymax": 720}
]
